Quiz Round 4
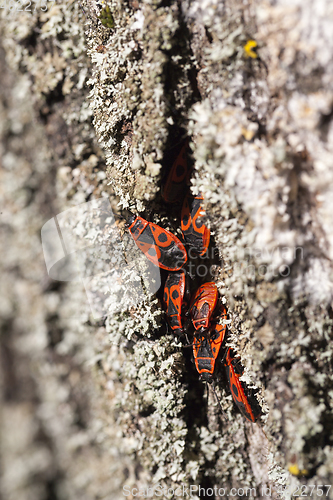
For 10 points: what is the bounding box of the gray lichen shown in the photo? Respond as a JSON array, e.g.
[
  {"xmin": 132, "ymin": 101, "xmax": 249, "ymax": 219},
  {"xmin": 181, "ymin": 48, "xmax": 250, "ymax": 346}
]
[{"xmin": 2, "ymin": 0, "xmax": 333, "ymax": 498}]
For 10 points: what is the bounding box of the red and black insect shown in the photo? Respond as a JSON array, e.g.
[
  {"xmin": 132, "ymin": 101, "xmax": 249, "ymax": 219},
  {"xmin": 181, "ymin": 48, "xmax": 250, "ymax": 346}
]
[
  {"xmin": 189, "ymin": 282, "xmax": 219, "ymax": 333},
  {"xmin": 163, "ymin": 270, "xmax": 187, "ymax": 337},
  {"xmin": 162, "ymin": 141, "xmax": 190, "ymax": 204},
  {"xmin": 181, "ymin": 192, "xmax": 210, "ymax": 257},
  {"xmin": 193, "ymin": 305, "xmax": 227, "ymax": 382},
  {"xmin": 126, "ymin": 215, "xmax": 187, "ymax": 271},
  {"xmin": 224, "ymin": 348, "xmax": 261, "ymax": 422}
]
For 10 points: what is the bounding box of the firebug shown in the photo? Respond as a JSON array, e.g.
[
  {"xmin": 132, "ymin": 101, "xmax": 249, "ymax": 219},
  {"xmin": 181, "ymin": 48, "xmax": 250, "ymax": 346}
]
[
  {"xmin": 126, "ymin": 215, "xmax": 187, "ymax": 271},
  {"xmin": 224, "ymin": 348, "xmax": 261, "ymax": 422},
  {"xmin": 163, "ymin": 270, "xmax": 187, "ymax": 337},
  {"xmin": 189, "ymin": 282, "xmax": 219, "ymax": 332},
  {"xmin": 181, "ymin": 192, "xmax": 210, "ymax": 257},
  {"xmin": 193, "ymin": 305, "xmax": 227, "ymax": 382}
]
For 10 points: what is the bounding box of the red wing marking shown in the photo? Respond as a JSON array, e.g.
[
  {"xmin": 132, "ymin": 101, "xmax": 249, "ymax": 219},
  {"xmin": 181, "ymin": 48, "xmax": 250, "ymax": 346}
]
[
  {"xmin": 224, "ymin": 348, "xmax": 261, "ymax": 422},
  {"xmin": 181, "ymin": 192, "xmax": 210, "ymax": 256},
  {"xmin": 163, "ymin": 271, "xmax": 186, "ymax": 334},
  {"xmin": 128, "ymin": 216, "xmax": 187, "ymax": 270},
  {"xmin": 190, "ymin": 282, "xmax": 218, "ymax": 330},
  {"xmin": 193, "ymin": 312, "xmax": 227, "ymax": 381}
]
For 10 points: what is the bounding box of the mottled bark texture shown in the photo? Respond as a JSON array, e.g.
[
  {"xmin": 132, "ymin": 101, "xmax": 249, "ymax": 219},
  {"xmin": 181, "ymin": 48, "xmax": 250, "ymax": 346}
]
[{"xmin": 1, "ymin": 1, "xmax": 333, "ymax": 499}]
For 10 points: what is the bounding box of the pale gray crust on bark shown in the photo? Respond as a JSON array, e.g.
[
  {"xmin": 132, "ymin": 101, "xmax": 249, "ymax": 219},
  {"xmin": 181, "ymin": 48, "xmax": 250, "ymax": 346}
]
[{"xmin": 1, "ymin": 1, "xmax": 333, "ymax": 499}]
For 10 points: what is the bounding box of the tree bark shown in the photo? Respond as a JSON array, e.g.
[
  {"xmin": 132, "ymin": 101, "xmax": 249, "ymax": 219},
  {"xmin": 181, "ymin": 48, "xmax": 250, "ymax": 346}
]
[{"xmin": 1, "ymin": 1, "xmax": 333, "ymax": 499}]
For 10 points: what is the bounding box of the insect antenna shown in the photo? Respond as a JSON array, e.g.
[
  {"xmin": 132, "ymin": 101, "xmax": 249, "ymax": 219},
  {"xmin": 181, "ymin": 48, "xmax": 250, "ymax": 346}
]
[
  {"xmin": 182, "ymin": 342, "xmax": 193, "ymax": 349},
  {"xmin": 181, "ymin": 335, "xmax": 207, "ymax": 349},
  {"xmin": 256, "ymin": 422, "xmax": 269, "ymax": 441},
  {"xmin": 210, "ymin": 381, "xmax": 226, "ymax": 419},
  {"xmin": 185, "ymin": 288, "xmax": 205, "ymax": 317}
]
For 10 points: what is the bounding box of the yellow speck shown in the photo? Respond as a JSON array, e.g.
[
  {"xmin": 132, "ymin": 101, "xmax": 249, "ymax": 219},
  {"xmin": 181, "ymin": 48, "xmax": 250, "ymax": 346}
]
[
  {"xmin": 241, "ymin": 127, "xmax": 256, "ymax": 141},
  {"xmin": 288, "ymin": 464, "xmax": 300, "ymax": 476},
  {"xmin": 244, "ymin": 40, "xmax": 258, "ymax": 59},
  {"xmin": 288, "ymin": 464, "xmax": 309, "ymax": 477}
]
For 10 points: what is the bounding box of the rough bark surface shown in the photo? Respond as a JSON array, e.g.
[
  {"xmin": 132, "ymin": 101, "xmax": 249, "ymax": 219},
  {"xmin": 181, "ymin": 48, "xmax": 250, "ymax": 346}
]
[{"xmin": 1, "ymin": 1, "xmax": 333, "ymax": 499}]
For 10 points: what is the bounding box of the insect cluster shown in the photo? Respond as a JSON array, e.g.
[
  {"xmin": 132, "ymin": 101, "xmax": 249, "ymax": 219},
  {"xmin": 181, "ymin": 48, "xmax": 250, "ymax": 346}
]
[{"xmin": 126, "ymin": 141, "xmax": 261, "ymax": 423}]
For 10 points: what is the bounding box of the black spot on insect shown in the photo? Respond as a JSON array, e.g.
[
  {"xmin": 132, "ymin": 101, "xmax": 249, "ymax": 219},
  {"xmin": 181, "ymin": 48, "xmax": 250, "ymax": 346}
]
[
  {"xmin": 238, "ymin": 402, "xmax": 253, "ymax": 421},
  {"xmin": 182, "ymin": 215, "xmax": 189, "ymax": 226},
  {"xmin": 195, "ymin": 217, "xmax": 204, "ymax": 229},
  {"xmin": 232, "ymin": 383, "xmax": 239, "ymax": 398},
  {"xmin": 148, "ymin": 248, "xmax": 157, "ymax": 257},
  {"xmin": 158, "ymin": 233, "xmax": 168, "ymax": 243},
  {"xmin": 172, "ymin": 290, "xmax": 179, "ymax": 300}
]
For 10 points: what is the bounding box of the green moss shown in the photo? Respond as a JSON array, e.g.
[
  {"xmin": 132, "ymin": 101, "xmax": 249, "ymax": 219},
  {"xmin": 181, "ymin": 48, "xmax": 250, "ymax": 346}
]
[{"xmin": 98, "ymin": 5, "xmax": 114, "ymax": 28}]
